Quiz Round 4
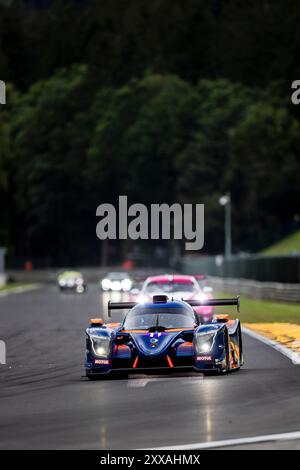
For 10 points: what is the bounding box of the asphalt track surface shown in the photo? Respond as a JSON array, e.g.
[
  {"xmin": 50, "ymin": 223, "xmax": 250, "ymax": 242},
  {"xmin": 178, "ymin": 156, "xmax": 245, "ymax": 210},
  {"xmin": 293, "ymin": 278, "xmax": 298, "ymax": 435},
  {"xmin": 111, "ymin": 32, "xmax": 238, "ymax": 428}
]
[{"xmin": 0, "ymin": 284, "xmax": 300, "ymax": 450}]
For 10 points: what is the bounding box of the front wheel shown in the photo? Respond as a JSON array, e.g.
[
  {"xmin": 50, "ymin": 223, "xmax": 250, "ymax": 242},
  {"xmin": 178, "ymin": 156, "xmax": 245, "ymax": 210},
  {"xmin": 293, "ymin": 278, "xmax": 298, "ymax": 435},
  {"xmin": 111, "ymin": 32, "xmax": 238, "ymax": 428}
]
[
  {"xmin": 76, "ymin": 285, "xmax": 86, "ymax": 294},
  {"xmin": 222, "ymin": 330, "xmax": 231, "ymax": 373}
]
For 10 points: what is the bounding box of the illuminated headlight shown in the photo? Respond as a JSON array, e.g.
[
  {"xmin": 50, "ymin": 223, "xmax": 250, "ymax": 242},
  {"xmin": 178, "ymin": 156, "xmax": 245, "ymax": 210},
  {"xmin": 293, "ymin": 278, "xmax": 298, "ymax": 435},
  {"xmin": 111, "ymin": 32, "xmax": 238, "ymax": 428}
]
[
  {"xmin": 111, "ymin": 281, "xmax": 122, "ymax": 291},
  {"xmin": 59, "ymin": 279, "xmax": 66, "ymax": 287},
  {"xmin": 194, "ymin": 331, "xmax": 217, "ymax": 353},
  {"xmin": 101, "ymin": 279, "xmax": 111, "ymax": 290},
  {"xmin": 90, "ymin": 335, "xmax": 111, "ymax": 358},
  {"xmin": 121, "ymin": 279, "xmax": 132, "ymax": 291}
]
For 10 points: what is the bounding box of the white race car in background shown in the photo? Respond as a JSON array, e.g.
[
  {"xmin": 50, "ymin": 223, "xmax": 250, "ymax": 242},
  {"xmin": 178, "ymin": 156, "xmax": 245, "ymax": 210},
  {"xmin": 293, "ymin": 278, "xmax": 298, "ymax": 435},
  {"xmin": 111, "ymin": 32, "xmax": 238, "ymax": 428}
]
[
  {"xmin": 134, "ymin": 274, "xmax": 214, "ymax": 321},
  {"xmin": 57, "ymin": 271, "xmax": 86, "ymax": 293},
  {"xmin": 101, "ymin": 272, "xmax": 133, "ymax": 292}
]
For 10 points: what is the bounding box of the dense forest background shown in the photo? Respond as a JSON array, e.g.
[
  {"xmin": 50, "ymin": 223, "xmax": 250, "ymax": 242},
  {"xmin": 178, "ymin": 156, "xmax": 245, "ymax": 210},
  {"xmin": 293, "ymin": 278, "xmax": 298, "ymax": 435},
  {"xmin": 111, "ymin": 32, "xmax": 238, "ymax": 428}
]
[{"xmin": 0, "ymin": 0, "xmax": 300, "ymax": 266}]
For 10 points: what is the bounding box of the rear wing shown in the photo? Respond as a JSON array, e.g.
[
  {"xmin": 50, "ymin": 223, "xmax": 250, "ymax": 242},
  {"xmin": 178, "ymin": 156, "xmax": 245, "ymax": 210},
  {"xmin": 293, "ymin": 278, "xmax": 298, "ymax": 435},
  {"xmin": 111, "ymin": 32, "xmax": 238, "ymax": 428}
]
[
  {"xmin": 108, "ymin": 301, "xmax": 137, "ymax": 317},
  {"xmin": 107, "ymin": 297, "xmax": 240, "ymax": 317},
  {"xmin": 186, "ymin": 297, "xmax": 240, "ymax": 312}
]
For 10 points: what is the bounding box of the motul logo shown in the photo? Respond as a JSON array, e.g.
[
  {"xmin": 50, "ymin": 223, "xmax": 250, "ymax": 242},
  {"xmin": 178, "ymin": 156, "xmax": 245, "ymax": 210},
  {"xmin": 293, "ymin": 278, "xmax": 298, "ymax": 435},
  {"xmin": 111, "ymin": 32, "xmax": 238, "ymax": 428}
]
[
  {"xmin": 94, "ymin": 359, "xmax": 109, "ymax": 365},
  {"xmin": 197, "ymin": 355, "xmax": 212, "ymax": 361}
]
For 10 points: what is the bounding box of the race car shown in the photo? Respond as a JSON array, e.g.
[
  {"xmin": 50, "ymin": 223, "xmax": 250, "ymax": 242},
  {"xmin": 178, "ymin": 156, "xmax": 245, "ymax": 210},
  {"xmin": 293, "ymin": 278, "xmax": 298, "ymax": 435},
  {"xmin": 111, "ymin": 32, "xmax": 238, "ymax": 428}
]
[
  {"xmin": 100, "ymin": 272, "xmax": 133, "ymax": 292},
  {"xmin": 85, "ymin": 295, "xmax": 243, "ymax": 379},
  {"xmin": 57, "ymin": 271, "xmax": 86, "ymax": 293},
  {"xmin": 134, "ymin": 274, "xmax": 214, "ymax": 321}
]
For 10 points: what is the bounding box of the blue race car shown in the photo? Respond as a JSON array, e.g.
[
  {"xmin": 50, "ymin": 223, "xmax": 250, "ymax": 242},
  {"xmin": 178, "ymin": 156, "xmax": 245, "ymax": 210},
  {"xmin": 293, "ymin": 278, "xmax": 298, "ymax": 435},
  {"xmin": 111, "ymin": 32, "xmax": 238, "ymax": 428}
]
[{"xmin": 85, "ymin": 295, "xmax": 243, "ymax": 379}]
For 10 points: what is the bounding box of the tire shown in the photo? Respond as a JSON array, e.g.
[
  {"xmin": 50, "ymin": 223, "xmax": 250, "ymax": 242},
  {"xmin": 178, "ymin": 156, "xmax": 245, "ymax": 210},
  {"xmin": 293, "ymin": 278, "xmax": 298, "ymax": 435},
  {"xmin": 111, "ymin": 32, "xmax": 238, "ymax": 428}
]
[
  {"xmin": 231, "ymin": 323, "xmax": 243, "ymax": 371},
  {"xmin": 238, "ymin": 323, "xmax": 244, "ymax": 367},
  {"xmin": 223, "ymin": 329, "xmax": 231, "ymax": 373}
]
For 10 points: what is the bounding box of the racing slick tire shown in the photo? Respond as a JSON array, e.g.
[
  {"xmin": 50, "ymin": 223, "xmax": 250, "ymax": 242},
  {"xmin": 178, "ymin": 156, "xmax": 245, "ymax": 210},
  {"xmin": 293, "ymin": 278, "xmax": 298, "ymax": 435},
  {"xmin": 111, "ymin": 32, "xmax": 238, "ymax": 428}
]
[
  {"xmin": 234, "ymin": 322, "xmax": 243, "ymax": 370},
  {"xmin": 76, "ymin": 285, "xmax": 86, "ymax": 294},
  {"xmin": 221, "ymin": 328, "xmax": 231, "ymax": 374}
]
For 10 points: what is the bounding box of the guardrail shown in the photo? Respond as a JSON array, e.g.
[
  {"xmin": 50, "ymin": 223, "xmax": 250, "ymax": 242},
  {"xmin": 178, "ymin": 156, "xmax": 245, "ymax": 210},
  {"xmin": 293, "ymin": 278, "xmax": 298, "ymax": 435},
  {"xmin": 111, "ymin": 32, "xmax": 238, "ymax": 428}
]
[
  {"xmin": 180, "ymin": 254, "xmax": 300, "ymax": 283},
  {"xmin": 208, "ymin": 276, "xmax": 300, "ymax": 303}
]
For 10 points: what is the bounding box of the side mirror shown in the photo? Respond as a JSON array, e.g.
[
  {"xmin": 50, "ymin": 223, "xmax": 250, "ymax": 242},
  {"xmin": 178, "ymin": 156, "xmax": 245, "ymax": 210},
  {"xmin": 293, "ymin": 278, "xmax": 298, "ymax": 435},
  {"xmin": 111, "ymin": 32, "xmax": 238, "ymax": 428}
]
[{"xmin": 90, "ymin": 318, "xmax": 104, "ymax": 327}]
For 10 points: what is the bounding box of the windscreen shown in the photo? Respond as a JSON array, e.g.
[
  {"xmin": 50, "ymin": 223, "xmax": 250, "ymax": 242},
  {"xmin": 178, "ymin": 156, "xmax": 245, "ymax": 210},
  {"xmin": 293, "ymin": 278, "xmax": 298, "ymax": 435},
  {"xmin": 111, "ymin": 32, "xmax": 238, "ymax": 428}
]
[{"xmin": 123, "ymin": 306, "xmax": 195, "ymax": 330}]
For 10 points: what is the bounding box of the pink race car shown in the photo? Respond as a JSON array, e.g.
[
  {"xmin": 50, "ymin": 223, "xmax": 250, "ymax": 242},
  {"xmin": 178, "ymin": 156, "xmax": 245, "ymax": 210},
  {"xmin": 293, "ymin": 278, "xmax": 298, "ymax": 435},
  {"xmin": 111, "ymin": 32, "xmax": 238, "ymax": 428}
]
[{"xmin": 134, "ymin": 274, "xmax": 214, "ymax": 322}]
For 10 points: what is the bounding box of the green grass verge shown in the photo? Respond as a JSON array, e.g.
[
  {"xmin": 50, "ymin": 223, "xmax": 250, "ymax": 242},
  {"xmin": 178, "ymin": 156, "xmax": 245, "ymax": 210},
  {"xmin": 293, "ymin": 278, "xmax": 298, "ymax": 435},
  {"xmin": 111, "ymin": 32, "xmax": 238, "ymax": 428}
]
[
  {"xmin": 261, "ymin": 229, "xmax": 300, "ymax": 256},
  {"xmin": 0, "ymin": 283, "xmax": 35, "ymax": 292},
  {"xmin": 216, "ymin": 292, "xmax": 300, "ymax": 324}
]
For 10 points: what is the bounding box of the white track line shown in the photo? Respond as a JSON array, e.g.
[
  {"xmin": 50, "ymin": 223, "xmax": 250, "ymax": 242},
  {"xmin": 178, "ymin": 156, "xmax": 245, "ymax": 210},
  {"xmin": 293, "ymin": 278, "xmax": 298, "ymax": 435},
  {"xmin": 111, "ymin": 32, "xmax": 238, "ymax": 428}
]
[
  {"xmin": 144, "ymin": 430, "xmax": 300, "ymax": 450},
  {"xmin": 243, "ymin": 327, "xmax": 300, "ymax": 365}
]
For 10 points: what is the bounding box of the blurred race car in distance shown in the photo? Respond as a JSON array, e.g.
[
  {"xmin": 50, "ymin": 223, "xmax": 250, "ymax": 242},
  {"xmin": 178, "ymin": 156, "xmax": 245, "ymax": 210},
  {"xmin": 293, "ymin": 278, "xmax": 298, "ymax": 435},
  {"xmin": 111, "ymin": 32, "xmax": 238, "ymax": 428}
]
[
  {"xmin": 57, "ymin": 271, "xmax": 86, "ymax": 293},
  {"xmin": 85, "ymin": 295, "xmax": 243, "ymax": 379},
  {"xmin": 101, "ymin": 272, "xmax": 133, "ymax": 292},
  {"xmin": 135, "ymin": 274, "xmax": 214, "ymax": 321}
]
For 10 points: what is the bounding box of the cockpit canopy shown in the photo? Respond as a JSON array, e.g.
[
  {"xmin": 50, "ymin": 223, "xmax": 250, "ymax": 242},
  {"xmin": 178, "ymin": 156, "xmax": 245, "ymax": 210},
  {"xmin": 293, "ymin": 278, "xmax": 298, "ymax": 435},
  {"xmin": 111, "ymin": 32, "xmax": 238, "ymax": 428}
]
[{"xmin": 123, "ymin": 303, "xmax": 196, "ymax": 331}]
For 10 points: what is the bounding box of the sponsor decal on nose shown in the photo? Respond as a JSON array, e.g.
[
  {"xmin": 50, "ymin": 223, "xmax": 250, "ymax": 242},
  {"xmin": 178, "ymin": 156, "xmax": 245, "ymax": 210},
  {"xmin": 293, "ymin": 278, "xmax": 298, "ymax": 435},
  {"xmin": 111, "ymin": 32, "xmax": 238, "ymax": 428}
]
[
  {"xmin": 150, "ymin": 337, "xmax": 159, "ymax": 347},
  {"xmin": 94, "ymin": 359, "xmax": 110, "ymax": 365},
  {"xmin": 196, "ymin": 355, "xmax": 212, "ymax": 361}
]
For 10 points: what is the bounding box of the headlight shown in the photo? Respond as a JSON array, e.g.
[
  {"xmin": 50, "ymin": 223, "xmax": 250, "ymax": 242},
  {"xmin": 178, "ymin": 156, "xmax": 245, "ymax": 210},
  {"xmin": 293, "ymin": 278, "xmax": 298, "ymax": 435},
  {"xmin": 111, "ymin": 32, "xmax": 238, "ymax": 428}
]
[
  {"xmin": 194, "ymin": 331, "xmax": 217, "ymax": 353},
  {"xmin": 59, "ymin": 279, "xmax": 66, "ymax": 286},
  {"xmin": 111, "ymin": 281, "xmax": 122, "ymax": 291},
  {"xmin": 90, "ymin": 335, "xmax": 111, "ymax": 358},
  {"xmin": 101, "ymin": 279, "xmax": 111, "ymax": 289},
  {"xmin": 75, "ymin": 278, "xmax": 84, "ymax": 285},
  {"xmin": 121, "ymin": 279, "xmax": 132, "ymax": 291}
]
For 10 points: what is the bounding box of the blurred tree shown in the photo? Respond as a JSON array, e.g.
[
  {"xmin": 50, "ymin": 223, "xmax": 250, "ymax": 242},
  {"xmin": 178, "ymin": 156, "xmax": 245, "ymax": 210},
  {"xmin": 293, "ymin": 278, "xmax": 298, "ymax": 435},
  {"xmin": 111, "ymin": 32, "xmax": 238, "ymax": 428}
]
[
  {"xmin": 0, "ymin": 84, "xmax": 17, "ymax": 251},
  {"xmin": 0, "ymin": 3, "xmax": 29, "ymax": 89},
  {"xmin": 175, "ymin": 79, "xmax": 261, "ymax": 252},
  {"xmin": 228, "ymin": 101, "xmax": 300, "ymax": 250},
  {"xmin": 87, "ymin": 74, "xmax": 199, "ymax": 205},
  {"xmin": 9, "ymin": 65, "xmax": 93, "ymax": 264},
  {"xmin": 0, "ymin": 0, "xmax": 300, "ymax": 262}
]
